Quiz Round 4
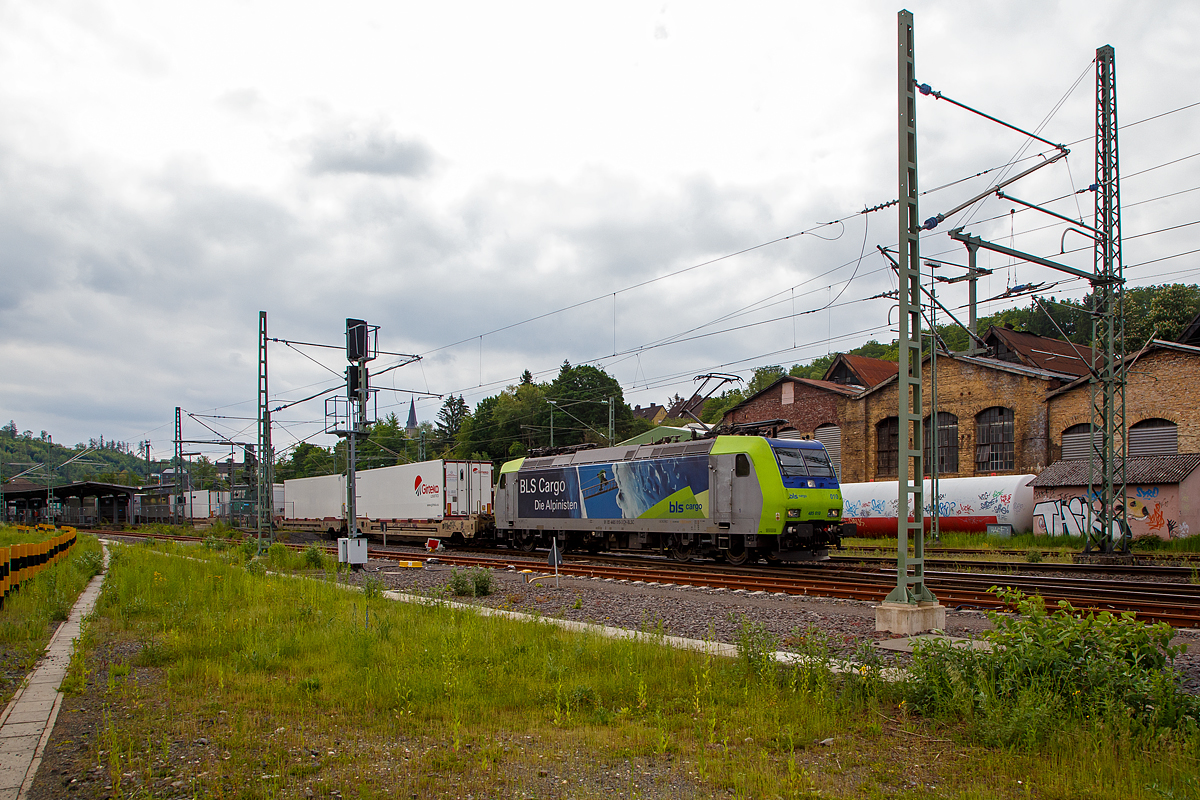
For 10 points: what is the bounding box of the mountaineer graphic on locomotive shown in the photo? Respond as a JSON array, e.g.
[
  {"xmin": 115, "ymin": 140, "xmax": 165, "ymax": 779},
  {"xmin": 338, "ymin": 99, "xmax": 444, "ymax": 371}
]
[{"xmin": 493, "ymin": 435, "xmax": 850, "ymax": 563}]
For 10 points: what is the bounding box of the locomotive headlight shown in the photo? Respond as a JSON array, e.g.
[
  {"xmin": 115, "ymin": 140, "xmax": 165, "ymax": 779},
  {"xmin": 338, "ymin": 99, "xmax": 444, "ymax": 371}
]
[
  {"xmin": 786, "ymin": 508, "xmax": 801, "ymax": 518},
  {"xmin": 827, "ymin": 508, "xmax": 839, "ymax": 518}
]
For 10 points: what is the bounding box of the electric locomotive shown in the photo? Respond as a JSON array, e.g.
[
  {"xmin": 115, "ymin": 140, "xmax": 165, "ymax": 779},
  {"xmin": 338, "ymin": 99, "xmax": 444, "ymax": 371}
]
[{"xmin": 493, "ymin": 435, "xmax": 850, "ymax": 563}]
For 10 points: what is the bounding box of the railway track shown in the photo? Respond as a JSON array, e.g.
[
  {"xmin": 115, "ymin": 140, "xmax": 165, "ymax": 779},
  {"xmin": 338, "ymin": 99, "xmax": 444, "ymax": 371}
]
[
  {"xmin": 843, "ymin": 541, "xmax": 1200, "ymax": 564},
  {"xmin": 89, "ymin": 528, "xmax": 1200, "ymax": 627}
]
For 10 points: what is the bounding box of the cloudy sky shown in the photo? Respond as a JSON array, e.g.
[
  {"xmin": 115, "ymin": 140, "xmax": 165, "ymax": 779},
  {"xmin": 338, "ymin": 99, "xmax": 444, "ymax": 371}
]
[{"xmin": 1, "ymin": 0, "xmax": 1197, "ymax": 463}]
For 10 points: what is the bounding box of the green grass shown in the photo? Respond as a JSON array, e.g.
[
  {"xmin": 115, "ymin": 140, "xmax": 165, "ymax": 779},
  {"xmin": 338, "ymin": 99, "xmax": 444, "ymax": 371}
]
[
  {"xmin": 0, "ymin": 530, "xmax": 104, "ymax": 700},
  {"xmin": 73, "ymin": 540, "xmax": 1200, "ymax": 799}
]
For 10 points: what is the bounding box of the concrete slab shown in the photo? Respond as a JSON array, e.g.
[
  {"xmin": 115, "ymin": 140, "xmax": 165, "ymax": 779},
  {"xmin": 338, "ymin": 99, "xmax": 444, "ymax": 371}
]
[
  {"xmin": 0, "ymin": 724, "xmax": 45, "ymax": 741},
  {"xmin": 0, "ymin": 762, "xmax": 27, "ymax": 788},
  {"xmin": 874, "ymin": 601, "xmax": 947, "ymax": 635},
  {"xmin": 0, "ymin": 712, "xmax": 50, "ymax": 728},
  {"xmin": 0, "ymin": 739, "xmax": 38, "ymax": 757},
  {"xmin": 875, "ymin": 634, "xmax": 993, "ymax": 654}
]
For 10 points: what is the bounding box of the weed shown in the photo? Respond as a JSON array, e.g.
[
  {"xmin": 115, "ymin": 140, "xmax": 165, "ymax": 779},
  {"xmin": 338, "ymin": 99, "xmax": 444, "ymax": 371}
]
[
  {"xmin": 267, "ymin": 542, "xmax": 290, "ymax": 566},
  {"xmin": 447, "ymin": 567, "xmax": 494, "ymax": 597},
  {"xmin": 362, "ymin": 576, "xmax": 385, "ymax": 599},
  {"xmin": 1024, "ymin": 547, "xmax": 1043, "ymax": 563},
  {"xmin": 572, "ymin": 594, "xmax": 583, "ymax": 610},
  {"xmin": 303, "ymin": 545, "xmax": 326, "ymax": 570},
  {"xmin": 244, "ymin": 558, "xmax": 266, "ymax": 577},
  {"xmin": 735, "ymin": 615, "xmax": 778, "ymax": 683}
]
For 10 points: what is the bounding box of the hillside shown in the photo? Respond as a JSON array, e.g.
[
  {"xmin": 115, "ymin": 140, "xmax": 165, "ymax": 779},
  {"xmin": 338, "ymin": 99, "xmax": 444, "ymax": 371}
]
[{"xmin": 1, "ymin": 424, "xmax": 155, "ymax": 487}]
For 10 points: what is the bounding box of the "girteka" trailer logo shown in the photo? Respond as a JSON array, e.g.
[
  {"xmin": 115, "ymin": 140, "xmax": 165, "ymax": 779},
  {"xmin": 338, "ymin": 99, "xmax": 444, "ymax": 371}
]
[{"xmin": 413, "ymin": 476, "xmax": 441, "ymax": 497}]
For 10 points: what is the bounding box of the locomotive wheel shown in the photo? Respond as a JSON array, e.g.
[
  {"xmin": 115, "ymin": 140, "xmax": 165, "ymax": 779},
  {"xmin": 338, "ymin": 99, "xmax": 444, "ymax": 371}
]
[
  {"xmin": 724, "ymin": 541, "xmax": 750, "ymax": 566},
  {"xmin": 668, "ymin": 535, "xmax": 694, "ymax": 562},
  {"xmin": 515, "ymin": 531, "xmax": 537, "ymax": 552}
]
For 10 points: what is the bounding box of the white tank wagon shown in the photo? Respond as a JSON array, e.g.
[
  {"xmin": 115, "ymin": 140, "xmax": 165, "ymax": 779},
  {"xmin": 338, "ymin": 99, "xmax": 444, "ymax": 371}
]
[
  {"xmin": 840, "ymin": 475, "xmax": 1036, "ymax": 535},
  {"xmin": 280, "ymin": 459, "xmax": 493, "ymax": 541}
]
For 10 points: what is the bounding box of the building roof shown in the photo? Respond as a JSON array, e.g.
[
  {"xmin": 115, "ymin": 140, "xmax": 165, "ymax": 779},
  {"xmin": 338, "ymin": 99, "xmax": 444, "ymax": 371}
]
[
  {"xmin": 822, "ymin": 353, "xmax": 899, "ymax": 388},
  {"xmin": 631, "ymin": 403, "xmax": 666, "ymax": 421},
  {"xmin": 983, "ymin": 325, "xmax": 1092, "ymax": 378},
  {"xmin": 616, "ymin": 425, "xmax": 700, "ymax": 447},
  {"xmin": 721, "ymin": 376, "xmax": 859, "ymax": 422},
  {"xmin": 405, "ymin": 397, "xmax": 419, "ymax": 433},
  {"xmin": 1046, "ymin": 339, "xmax": 1200, "ymax": 399},
  {"xmin": 1032, "ymin": 453, "xmax": 1200, "ymax": 487},
  {"xmin": 789, "ymin": 377, "xmax": 862, "ymax": 397},
  {"xmin": 665, "ymin": 393, "xmax": 705, "ymax": 419},
  {"xmin": 858, "ymin": 351, "xmax": 1070, "ymax": 400},
  {"xmin": 2, "ymin": 480, "xmax": 141, "ymax": 501}
]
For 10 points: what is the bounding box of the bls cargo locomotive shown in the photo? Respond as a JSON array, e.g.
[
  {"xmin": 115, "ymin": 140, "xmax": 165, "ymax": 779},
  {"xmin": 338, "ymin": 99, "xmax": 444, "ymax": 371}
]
[{"xmin": 493, "ymin": 435, "xmax": 850, "ymax": 563}]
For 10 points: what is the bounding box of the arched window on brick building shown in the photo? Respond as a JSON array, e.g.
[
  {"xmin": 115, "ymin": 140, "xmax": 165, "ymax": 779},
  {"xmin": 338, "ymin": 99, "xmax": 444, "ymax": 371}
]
[
  {"xmin": 1129, "ymin": 418, "xmax": 1178, "ymax": 456},
  {"xmin": 876, "ymin": 417, "xmax": 899, "ymax": 477},
  {"xmin": 1061, "ymin": 423, "xmax": 1094, "ymax": 460},
  {"xmin": 923, "ymin": 412, "xmax": 958, "ymax": 474},
  {"xmin": 975, "ymin": 406, "xmax": 1015, "ymax": 472}
]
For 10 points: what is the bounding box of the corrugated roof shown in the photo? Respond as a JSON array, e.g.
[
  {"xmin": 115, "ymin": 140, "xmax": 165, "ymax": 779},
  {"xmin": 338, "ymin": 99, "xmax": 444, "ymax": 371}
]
[
  {"xmin": 824, "ymin": 354, "xmax": 899, "ymax": 388},
  {"xmin": 1032, "ymin": 453, "xmax": 1200, "ymax": 486},
  {"xmin": 984, "ymin": 326, "xmax": 1092, "ymax": 378},
  {"xmin": 790, "ymin": 377, "xmax": 861, "ymax": 397}
]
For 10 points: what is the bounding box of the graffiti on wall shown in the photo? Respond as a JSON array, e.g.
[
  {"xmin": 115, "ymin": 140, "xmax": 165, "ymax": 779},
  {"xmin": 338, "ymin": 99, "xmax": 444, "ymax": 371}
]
[{"xmin": 1032, "ymin": 486, "xmax": 1190, "ymax": 540}]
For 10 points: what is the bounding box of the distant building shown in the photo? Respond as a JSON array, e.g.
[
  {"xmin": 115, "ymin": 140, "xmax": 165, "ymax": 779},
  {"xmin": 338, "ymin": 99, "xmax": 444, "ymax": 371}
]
[
  {"xmin": 631, "ymin": 404, "xmax": 667, "ymax": 425},
  {"xmin": 406, "ymin": 398, "xmax": 419, "ymax": 436}
]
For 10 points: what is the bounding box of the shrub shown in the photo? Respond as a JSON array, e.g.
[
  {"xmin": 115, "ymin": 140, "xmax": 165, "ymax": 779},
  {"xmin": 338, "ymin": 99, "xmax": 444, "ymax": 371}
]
[
  {"xmin": 906, "ymin": 587, "xmax": 1199, "ymax": 744},
  {"xmin": 1024, "ymin": 547, "xmax": 1043, "ymax": 563}
]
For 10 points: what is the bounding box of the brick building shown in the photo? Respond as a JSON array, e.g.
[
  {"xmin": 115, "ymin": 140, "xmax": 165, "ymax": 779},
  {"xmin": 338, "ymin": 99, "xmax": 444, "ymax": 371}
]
[
  {"xmin": 720, "ymin": 330, "xmax": 1200, "ymax": 485},
  {"xmin": 719, "ymin": 377, "xmax": 860, "ymax": 478},
  {"xmin": 852, "ymin": 354, "xmax": 1072, "ymax": 483},
  {"xmin": 1045, "ymin": 340, "xmax": 1200, "ymax": 460}
]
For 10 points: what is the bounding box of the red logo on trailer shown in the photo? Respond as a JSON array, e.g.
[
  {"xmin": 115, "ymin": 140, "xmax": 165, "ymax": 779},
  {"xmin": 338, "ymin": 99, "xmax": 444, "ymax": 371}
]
[{"xmin": 413, "ymin": 476, "xmax": 441, "ymax": 497}]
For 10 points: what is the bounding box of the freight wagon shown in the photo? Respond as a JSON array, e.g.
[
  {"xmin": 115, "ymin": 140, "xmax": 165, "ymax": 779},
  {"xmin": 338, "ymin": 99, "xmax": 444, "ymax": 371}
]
[
  {"xmin": 839, "ymin": 474, "xmax": 1036, "ymax": 535},
  {"xmin": 280, "ymin": 460, "xmax": 493, "ymax": 542},
  {"xmin": 494, "ymin": 436, "xmax": 850, "ymax": 563}
]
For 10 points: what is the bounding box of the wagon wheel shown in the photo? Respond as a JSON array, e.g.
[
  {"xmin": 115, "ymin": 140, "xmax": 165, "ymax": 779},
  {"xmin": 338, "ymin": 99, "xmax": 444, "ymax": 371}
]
[{"xmin": 723, "ymin": 539, "xmax": 750, "ymax": 566}]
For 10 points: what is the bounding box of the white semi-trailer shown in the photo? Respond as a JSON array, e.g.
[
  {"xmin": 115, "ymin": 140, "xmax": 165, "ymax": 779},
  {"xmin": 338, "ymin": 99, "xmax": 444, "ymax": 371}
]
[{"xmin": 280, "ymin": 459, "xmax": 494, "ymax": 542}]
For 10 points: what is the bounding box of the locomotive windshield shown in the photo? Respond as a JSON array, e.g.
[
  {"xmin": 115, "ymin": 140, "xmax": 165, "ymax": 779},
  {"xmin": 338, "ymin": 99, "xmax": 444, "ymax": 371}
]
[{"xmin": 772, "ymin": 445, "xmax": 835, "ymax": 478}]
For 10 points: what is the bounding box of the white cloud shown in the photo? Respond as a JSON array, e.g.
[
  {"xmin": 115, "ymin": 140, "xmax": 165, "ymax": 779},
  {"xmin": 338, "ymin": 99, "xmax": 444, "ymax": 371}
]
[{"xmin": 0, "ymin": 0, "xmax": 1196, "ymax": 456}]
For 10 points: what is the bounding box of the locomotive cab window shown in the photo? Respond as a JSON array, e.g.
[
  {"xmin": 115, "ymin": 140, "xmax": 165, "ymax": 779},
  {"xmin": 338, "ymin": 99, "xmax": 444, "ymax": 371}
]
[
  {"xmin": 772, "ymin": 446, "xmax": 803, "ymax": 477},
  {"xmin": 800, "ymin": 448, "xmax": 835, "ymax": 477},
  {"xmin": 735, "ymin": 454, "xmax": 751, "ymax": 477}
]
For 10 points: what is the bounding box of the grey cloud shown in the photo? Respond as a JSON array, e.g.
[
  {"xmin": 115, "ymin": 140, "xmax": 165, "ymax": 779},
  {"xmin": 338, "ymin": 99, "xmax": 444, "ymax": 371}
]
[
  {"xmin": 309, "ymin": 130, "xmax": 435, "ymax": 177},
  {"xmin": 216, "ymin": 88, "xmax": 265, "ymax": 115}
]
